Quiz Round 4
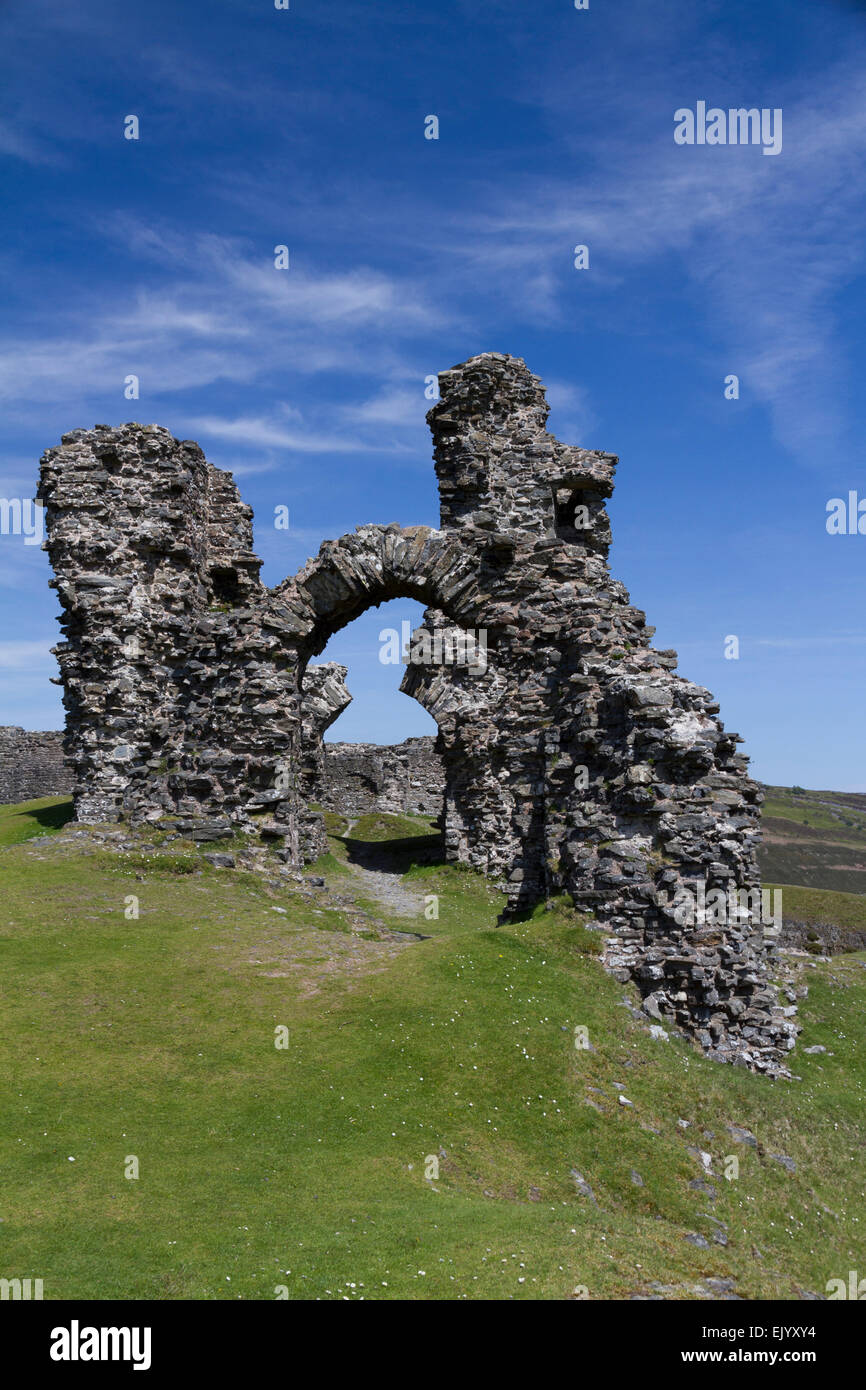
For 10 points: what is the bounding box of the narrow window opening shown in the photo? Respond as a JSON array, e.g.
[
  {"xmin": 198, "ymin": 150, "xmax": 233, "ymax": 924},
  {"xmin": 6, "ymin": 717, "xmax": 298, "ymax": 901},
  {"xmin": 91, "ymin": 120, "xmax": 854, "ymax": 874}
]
[
  {"xmin": 210, "ymin": 566, "xmax": 241, "ymax": 604},
  {"xmin": 553, "ymin": 485, "xmax": 593, "ymax": 542}
]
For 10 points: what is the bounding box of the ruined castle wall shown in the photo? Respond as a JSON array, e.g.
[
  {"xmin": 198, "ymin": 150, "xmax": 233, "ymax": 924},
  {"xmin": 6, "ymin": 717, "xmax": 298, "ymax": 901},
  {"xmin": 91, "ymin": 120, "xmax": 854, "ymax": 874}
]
[
  {"xmin": 37, "ymin": 354, "xmax": 797, "ymax": 1073},
  {"xmin": 0, "ymin": 727, "xmax": 73, "ymax": 803},
  {"xmin": 37, "ymin": 426, "xmax": 223, "ymax": 823},
  {"xmin": 320, "ymin": 737, "xmax": 445, "ymax": 817},
  {"xmin": 0, "ymin": 721, "xmax": 446, "ymax": 818}
]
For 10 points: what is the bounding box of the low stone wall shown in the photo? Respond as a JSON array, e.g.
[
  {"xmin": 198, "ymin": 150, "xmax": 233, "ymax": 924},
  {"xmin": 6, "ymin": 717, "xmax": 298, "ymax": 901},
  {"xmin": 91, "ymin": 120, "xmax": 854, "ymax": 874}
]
[
  {"xmin": 0, "ymin": 725, "xmax": 444, "ymax": 819},
  {"xmin": 0, "ymin": 727, "xmax": 72, "ymax": 804},
  {"xmin": 321, "ymin": 737, "xmax": 445, "ymax": 818}
]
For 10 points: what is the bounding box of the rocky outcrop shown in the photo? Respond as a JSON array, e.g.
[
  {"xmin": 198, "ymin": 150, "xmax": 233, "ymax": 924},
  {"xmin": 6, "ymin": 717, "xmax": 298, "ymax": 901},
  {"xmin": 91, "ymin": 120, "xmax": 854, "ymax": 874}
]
[{"xmin": 37, "ymin": 353, "xmax": 797, "ymax": 1073}]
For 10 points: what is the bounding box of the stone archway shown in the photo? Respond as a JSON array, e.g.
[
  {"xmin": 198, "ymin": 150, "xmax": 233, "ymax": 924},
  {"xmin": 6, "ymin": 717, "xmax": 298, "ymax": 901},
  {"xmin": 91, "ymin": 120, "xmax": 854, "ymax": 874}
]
[
  {"xmin": 37, "ymin": 352, "xmax": 798, "ymax": 1073},
  {"xmin": 278, "ymin": 526, "xmax": 498, "ymax": 855},
  {"xmin": 276, "ymin": 524, "xmax": 483, "ymax": 656}
]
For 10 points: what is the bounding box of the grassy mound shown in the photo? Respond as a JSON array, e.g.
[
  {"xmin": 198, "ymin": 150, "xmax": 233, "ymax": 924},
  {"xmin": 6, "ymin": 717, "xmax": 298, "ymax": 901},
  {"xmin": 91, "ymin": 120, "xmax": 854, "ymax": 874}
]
[{"xmin": 767, "ymin": 881, "xmax": 866, "ymax": 953}]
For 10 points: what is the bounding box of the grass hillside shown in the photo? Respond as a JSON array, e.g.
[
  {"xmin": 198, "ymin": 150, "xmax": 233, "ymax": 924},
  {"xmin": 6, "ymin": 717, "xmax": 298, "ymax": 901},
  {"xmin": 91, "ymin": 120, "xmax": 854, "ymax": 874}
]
[
  {"xmin": 759, "ymin": 784, "xmax": 866, "ymax": 896},
  {"xmin": 765, "ymin": 882, "xmax": 866, "ymax": 954},
  {"xmin": 1, "ymin": 797, "xmax": 864, "ymax": 1301}
]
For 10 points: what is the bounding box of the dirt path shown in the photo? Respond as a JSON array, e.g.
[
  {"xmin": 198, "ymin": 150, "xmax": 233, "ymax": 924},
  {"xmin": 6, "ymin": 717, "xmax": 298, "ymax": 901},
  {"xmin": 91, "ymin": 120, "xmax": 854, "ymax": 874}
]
[
  {"xmin": 338, "ymin": 823, "xmax": 429, "ymax": 925},
  {"xmin": 341, "ymin": 858, "xmax": 428, "ymax": 923}
]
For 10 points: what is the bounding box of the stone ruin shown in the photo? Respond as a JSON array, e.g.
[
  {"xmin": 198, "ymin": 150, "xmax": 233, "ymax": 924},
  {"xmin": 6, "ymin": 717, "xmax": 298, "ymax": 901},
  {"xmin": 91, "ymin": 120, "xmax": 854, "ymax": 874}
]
[
  {"xmin": 0, "ymin": 719, "xmax": 443, "ymax": 820},
  {"xmin": 36, "ymin": 352, "xmax": 798, "ymax": 1074},
  {"xmin": 317, "ymin": 735, "xmax": 446, "ymax": 819},
  {"xmin": 0, "ymin": 727, "xmax": 72, "ymax": 804}
]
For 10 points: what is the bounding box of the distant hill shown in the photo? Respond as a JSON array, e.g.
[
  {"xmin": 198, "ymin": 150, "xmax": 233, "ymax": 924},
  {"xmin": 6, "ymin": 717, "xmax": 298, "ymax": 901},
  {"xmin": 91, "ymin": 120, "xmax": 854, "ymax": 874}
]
[
  {"xmin": 758, "ymin": 785, "xmax": 866, "ymax": 895},
  {"xmin": 758, "ymin": 785, "xmax": 866, "ymax": 952}
]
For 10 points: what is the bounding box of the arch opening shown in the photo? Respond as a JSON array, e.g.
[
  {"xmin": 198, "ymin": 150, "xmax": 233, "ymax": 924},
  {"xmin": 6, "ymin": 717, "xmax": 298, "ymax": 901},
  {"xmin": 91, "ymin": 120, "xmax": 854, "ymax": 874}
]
[{"xmin": 297, "ymin": 594, "xmax": 501, "ymax": 858}]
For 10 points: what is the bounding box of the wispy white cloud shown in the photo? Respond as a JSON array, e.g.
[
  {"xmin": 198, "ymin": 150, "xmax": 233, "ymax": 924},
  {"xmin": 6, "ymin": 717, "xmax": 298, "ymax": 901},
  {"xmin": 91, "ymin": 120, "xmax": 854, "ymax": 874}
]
[
  {"xmin": 544, "ymin": 379, "xmax": 597, "ymax": 442},
  {"xmin": 0, "ymin": 117, "xmax": 58, "ymax": 166},
  {"xmin": 0, "ymin": 640, "xmax": 59, "ymax": 670},
  {"xmin": 0, "ymin": 231, "xmax": 450, "ymax": 414},
  {"xmin": 1, "ymin": 40, "xmax": 864, "ymax": 480},
  {"xmin": 344, "ymin": 386, "xmax": 431, "ymax": 428},
  {"xmin": 753, "ymin": 634, "xmax": 866, "ymax": 650},
  {"xmin": 427, "ymin": 62, "xmax": 866, "ymax": 465},
  {"xmin": 183, "ymin": 410, "xmax": 386, "ymax": 455}
]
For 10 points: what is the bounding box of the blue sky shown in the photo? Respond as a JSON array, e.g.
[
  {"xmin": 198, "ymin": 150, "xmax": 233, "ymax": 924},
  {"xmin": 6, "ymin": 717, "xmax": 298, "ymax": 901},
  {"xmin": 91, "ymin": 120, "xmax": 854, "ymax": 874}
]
[{"xmin": 1, "ymin": 0, "xmax": 865, "ymax": 788}]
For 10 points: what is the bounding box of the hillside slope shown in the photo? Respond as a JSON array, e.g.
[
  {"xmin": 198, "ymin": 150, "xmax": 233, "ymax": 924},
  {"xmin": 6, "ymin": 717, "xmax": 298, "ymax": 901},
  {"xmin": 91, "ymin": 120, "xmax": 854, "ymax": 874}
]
[
  {"xmin": 0, "ymin": 798, "xmax": 863, "ymax": 1301},
  {"xmin": 759, "ymin": 785, "xmax": 866, "ymax": 896}
]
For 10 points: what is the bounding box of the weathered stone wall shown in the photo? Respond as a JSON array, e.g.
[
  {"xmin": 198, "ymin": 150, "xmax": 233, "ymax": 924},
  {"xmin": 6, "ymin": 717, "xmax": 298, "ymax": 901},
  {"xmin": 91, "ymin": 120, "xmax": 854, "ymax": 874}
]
[
  {"xmin": 37, "ymin": 353, "xmax": 798, "ymax": 1073},
  {"xmin": 0, "ymin": 727, "xmax": 72, "ymax": 803},
  {"xmin": 299, "ymin": 662, "xmax": 352, "ymax": 805},
  {"xmin": 0, "ymin": 723, "xmax": 444, "ymax": 818},
  {"xmin": 320, "ymin": 738, "xmax": 445, "ymax": 817}
]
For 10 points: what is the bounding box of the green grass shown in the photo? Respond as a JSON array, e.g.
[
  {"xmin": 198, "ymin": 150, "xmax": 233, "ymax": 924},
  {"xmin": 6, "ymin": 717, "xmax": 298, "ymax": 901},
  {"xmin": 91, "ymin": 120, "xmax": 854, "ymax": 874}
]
[
  {"xmin": 762, "ymin": 785, "xmax": 866, "ymax": 832},
  {"xmin": 765, "ymin": 881, "xmax": 866, "ymax": 952},
  {"xmin": 770, "ymin": 882, "xmax": 866, "ymax": 933},
  {"xmin": 0, "ymin": 795, "xmax": 74, "ymax": 846},
  {"xmin": 0, "ymin": 799, "xmax": 864, "ymax": 1300},
  {"xmin": 351, "ymin": 810, "xmax": 439, "ymax": 841},
  {"xmin": 762, "ymin": 798, "xmax": 866, "ymax": 836}
]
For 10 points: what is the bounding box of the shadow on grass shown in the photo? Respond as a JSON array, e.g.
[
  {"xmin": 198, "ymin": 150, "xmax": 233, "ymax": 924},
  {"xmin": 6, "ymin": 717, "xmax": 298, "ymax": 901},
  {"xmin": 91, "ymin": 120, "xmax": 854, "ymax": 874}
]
[
  {"xmin": 341, "ymin": 832, "xmax": 445, "ymax": 876},
  {"xmin": 26, "ymin": 801, "xmax": 75, "ymax": 831},
  {"xmin": 7, "ymin": 800, "xmax": 74, "ymax": 828},
  {"xmin": 500, "ymin": 904, "xmax": 541, "ymax": 925}
]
